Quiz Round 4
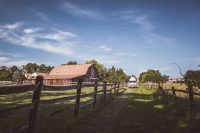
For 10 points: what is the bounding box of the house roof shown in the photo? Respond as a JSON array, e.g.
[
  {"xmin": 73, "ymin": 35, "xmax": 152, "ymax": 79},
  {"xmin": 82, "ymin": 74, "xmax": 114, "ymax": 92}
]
[
  {"xmin": 48, "ymin": 64, "xmax": 93, "ymax": 78},
  {"xmin": 31, "ymin": 72, "xmax": 48, "ymax": 77}
]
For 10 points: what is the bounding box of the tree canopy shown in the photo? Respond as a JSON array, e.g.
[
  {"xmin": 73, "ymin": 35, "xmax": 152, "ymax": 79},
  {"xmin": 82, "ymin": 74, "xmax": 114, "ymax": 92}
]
[
  {"xmin": 62, "ymin": 60, "xmax": 78, "ymax": 65},
  {"xmin": 0, "ymin": 63, "xmax": 54, "ymax": 81},
  {"xmin": 85, "ymin": 59, "xmax": 130, "ymax": 82},
  {"xmin": 184, "ymin": 70, "xmax": 200, "ymax": 89},
  {"xmin": 139, "ymin": 69, "xmax": 169, "ymax": 85}
]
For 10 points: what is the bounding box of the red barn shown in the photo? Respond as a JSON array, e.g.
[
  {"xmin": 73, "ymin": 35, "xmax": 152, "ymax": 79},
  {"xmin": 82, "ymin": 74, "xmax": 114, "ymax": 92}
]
[{"xmin": 43, "ymin": 64, "xmax": 100, "ymax": 86}]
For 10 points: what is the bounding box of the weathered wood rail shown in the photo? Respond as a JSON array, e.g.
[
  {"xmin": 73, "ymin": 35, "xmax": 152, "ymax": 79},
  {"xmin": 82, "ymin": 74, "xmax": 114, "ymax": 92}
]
[
  {"xmin": 0, "ymin": 77, "xmax": 124, "ymax": 133},
  {"xmin": 143, "ymin": 84, "xmax": 200, "ymax": 108}
]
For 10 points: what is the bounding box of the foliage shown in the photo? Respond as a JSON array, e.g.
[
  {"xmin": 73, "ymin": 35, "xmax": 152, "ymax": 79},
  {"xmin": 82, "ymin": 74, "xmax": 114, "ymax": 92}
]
[
  {"xmin": 12, "ymin": 70, "xmax": 26, "ymax": 81},
  {"xmin": 139, "ymin": 69, "xmax": 169, "ymax": 85},
  {"xmin": 0, "ymin": 63, "xmax": 54, "ymax": 81},
  {"xmin": 0, "ymin": 66, "xmax": 12, "ymax": 81},
  {"xmin": 22, "ymin": 63, "xmax": 54, "ymax": 73},
  {"xmin": 62, "ymin": 60, "xmax": 78, "ymax": 65},
  {"xmin": 85, "ymin": 59, "xmax": 130, "ymax": 82},
  {"xmin": 184, "ymin": 70, "xmax": 200, "ymax": 89}
]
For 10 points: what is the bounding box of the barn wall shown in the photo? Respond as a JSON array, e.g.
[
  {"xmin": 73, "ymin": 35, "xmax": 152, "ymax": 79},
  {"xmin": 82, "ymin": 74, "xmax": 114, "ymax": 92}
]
[{"xmin": 86, "ymin": 65, "xmax": 100, "ymax": 81}]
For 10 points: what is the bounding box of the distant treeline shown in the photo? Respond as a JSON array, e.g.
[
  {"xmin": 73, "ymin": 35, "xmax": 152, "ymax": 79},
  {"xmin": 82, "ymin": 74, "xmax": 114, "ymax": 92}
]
[{"xmin": 0, "ymin": 60, "xmax": 130, "ymax": 82}]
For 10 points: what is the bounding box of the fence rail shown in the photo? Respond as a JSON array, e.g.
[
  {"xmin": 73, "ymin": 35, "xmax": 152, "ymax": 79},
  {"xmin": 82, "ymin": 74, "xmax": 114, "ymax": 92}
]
[
  {"xmin": 0, "ymin": 77, "xmax": 124, "ymax": 133},
  {"xmin": 144, "ymin": 83, "xmax": 200, "ymax": 108}
]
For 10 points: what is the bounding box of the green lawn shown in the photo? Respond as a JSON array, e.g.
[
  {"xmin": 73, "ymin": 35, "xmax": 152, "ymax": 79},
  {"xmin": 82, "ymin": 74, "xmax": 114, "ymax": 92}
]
[
  {"xmin": 33, "ymin": 87, "xmax": 200, "ymax": 133},
  {"xmin": 0, "ymin": 86, "xmax": 109, "ymax": 131},
  {"xmin": 1, "ymin": 86, "xmax": 200, "ymax": 133}
]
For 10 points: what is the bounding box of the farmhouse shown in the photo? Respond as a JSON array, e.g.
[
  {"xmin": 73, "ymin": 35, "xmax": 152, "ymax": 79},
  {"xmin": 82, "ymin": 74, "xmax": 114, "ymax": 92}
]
[{"xmin": 43, "ymin": 64, "xmax": 100, "ymax": 86}]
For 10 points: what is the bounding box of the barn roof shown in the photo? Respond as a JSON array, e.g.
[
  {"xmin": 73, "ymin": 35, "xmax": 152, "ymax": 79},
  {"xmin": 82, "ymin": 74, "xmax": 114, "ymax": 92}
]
[
  {"xmin": 48, "ymin": 64, "xmax": 93, "ymax": 78},
  {"xmin": 44, "ymin": 75, "xmax": 85, "ymax": 79}
]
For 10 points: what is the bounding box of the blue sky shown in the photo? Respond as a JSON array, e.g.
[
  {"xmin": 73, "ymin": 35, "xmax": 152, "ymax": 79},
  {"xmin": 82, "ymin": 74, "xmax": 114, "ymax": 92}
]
[{"xmin": 0, "ymin": 0, "xmax": 200, "ymax": 76}]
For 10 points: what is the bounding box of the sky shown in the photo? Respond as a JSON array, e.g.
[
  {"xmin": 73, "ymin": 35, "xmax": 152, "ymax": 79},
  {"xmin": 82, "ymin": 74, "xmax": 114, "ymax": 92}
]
[{"xmin": 0, "ymin": 0, "xmax": 200, "ymax": 76}]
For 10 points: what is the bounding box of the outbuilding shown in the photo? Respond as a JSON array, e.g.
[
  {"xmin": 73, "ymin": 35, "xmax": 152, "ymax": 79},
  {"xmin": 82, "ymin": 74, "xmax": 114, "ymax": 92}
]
[{"xmin": 43, "ymin": 64, "xmax": 100, "ymax": 86}]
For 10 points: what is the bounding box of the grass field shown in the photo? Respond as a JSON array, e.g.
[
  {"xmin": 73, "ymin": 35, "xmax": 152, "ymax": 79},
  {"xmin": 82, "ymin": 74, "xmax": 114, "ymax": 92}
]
[
  {"xmin": 0, "ymin": 86, "xmax": 107, "ymax": 131},
  {"xmin": 163, "ymin": 82, "xmax": 187, "ymax": 90},
  {"xmin": 1, "ymin": 86, "xmax": 200, "ymax": 133},
  {"xmin": 33, "ymin": 87, "xmax": 200, "ymax": 133}
]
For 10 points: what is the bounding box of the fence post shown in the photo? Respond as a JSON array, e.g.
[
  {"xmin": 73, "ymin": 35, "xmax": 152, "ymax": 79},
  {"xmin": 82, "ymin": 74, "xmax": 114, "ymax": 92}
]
[
  {"xmin": 172, "ymin": 86, "xmax": 176, "ymax": 98},
  {"xmin": 114, "ymin": 82, "xmax": 117, "ymax": 93},
  {"xmin": 188, "ymin": 84, "xmax": 194, "ymax": 109},
  {"xmin": 117, "ymin": 82, "xmax": 120, "ymax": 93},
  {"xmin": 74, "ymin": 79, "xmax": 82, "ymax": 117},
  {"xmin": 93, "ymin": 80, "xmax": 98, "ymax": 108},
  {"xmin": 28, "ymin": 76, "xmax": 43, "ymax": 133},
  {"xmin": 103, "ymin": 81, "xmax": 107, "ymax": 101},
  {"xmin": 109, "ymin": 83, "xmax": 112, "ymax": 97}
]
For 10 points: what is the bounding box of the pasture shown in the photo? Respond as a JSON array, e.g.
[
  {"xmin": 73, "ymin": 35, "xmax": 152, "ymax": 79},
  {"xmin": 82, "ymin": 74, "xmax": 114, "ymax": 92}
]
[{"xmin": 1, "ymin": 84, "xmax": 200, "ymax": 133}]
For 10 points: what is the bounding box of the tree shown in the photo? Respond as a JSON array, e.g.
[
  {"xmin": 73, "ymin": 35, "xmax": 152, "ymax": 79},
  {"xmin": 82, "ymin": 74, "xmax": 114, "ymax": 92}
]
[
  {"xmin": 23, "ymin": 63, "xmax": 39, "ymax": 73},
  {"xmin": 0, "ymin": 66, "xmax": 12, "ymax": 81},
  {"xmin": 65, "ymin": 60, "xmax": 78, "ymax": 65},
  {"xmin": 38, "ymin": 64, "xmax": 54, "ymax": 73},
  {"xmin": 184, "ymin": 70, "xmax": 200, "ymax": 89},
  {"xmin": 139, "ymin": 69, "xmax": 168, "ymax": 87},
  {"xmin": 107, "ymin": 66, "xmax": 116, "ymax": 82},
  {"xmin": 0, "ymin": 71, "xmax": 12, "ymax": 81},
  {"xmin": 12, "ymin": 70, "xmax": 26, "ymax": 81},
  {"xmin": 61, "ymin": 60, "xmax": 78, "ymax": 65}
]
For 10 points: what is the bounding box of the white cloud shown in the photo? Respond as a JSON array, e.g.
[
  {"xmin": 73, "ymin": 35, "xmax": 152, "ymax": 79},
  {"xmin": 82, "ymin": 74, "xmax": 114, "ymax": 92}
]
[
  {"xmin": 115, "ymin": 11, "xmax": 154, "ymax": 32},
  {"xmin": 0, "ymin": 51, "xmax": 23, "ymax": 58},
  {"xmin": 0, "ymin": 56, "xmax": 31, "ymax": 67},
  {"xmin": 24, "ymin": 28, "xmax": 41, "ymax": 34},
  {"xmin": 115, "ymin": 52, "xmax": 139, "ymax": 57},
  {"xmin": 61, "ymin": 2, "xmax": 104, "ymax": 19},
  {"xmin": 4, "ymin": 60, "xmax": 32, "ymax": 67},
  {"xmin": 41, "ymin": 30, "xmax": 76, "ymax": 41},
  {"xmin": 99, "ymin": 45, "xmax": 112, "ymax": 51},
  {"xmin": 0, "ymin": 57, "xmax": 10, "ymax": 62},
  {"xmin": 0, "ymin": 22, "xmax": 76, "ymax": 56},
  {"xmin": 0, "ymin": 22, "xmax": 23, "ymax": 30},
  {"xmin": 99, "ymin": 45, "xmax": 106, "ymax": 49},
  {"xmin": 34, "ymin": 11, "xmax": 49, "ymax": 21}
]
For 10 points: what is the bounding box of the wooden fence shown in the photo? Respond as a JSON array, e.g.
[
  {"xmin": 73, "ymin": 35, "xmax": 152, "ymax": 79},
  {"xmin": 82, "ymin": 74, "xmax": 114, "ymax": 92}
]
[
  {"xmin": 0, "ymin": 76, "xmax": 125, "ymax": 133},
  {"xmin": 143, "ymin": 83, "xmax": 200, "ymax": 108}
]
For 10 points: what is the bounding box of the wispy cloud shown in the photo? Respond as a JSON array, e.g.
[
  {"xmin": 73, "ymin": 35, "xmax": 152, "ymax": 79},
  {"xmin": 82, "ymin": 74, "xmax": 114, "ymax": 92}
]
[
  {"xmin": 0, "ymin": 51, "xmax": 23, "ymax": 58},
  {"xmin": 99, "ymin": 45, "xmax": 112, "ymax": 51},
  {"xmin": 24, "ymin": 28, "xmax": 41, "ymax": 34},
  {"xmin": 0, "ymin": 22, "xmax": 76, "ymax": 56},
  {"xmin": 115, "ymin": 10, "xmax": 154, "ymax": 32},
  {"xmin": 115, "ymin": 52, "xmax": 139, "ymax": 57},
  {"xmin": 0, "ymin": 56, "xmax": 32, "ymax": 66},
  {"xmin": 0, "ymin": 22, "xmax": 23, "ymax": 30},
  {"xmin": 61, "ymin": 2, "xmax": 104, "ymax": 19},
  {"xmin": 34, "ymin": 11, "xmax": 49, "ymax": 21},
  {"xmin": 0, "ymin": 57, "xmax": 10, "ymax": 62}
]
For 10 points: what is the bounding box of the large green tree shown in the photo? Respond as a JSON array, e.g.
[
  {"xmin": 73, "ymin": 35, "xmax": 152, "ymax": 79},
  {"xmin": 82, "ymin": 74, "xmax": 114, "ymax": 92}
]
[
  {"xmin": 184, "ymin": 70, "xmax": 200, "ymax": 89},
  {"xmin": 0, "ymin": 66, "xmax": 12, "ymax": 81},
  {"xmin": 139, "ymin": 69, "xmax": 168, "ymax": 86}
]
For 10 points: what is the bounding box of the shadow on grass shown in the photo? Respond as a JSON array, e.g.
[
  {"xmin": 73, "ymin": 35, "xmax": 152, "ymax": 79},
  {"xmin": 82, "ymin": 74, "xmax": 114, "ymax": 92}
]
[{"xmin": 116, "ymin": 90, "xmax": 200, "ymax": 133}]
